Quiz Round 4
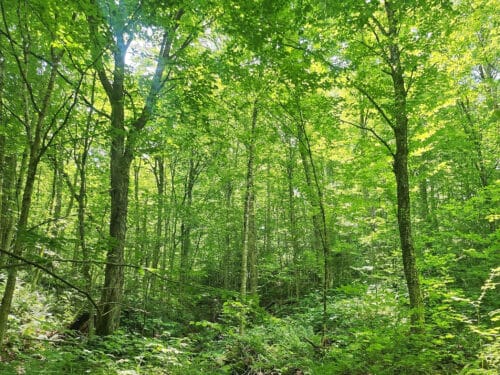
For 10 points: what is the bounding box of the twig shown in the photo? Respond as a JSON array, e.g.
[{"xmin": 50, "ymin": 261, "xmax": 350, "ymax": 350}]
[{"xmin": 0, "ymin": 248, "xmax": 100, "ymax": 315}]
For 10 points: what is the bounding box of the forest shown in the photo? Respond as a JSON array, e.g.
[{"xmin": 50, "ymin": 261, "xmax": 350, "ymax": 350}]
[{"xmin": 0, "ymin": 0, "xmax": 498, "ymax": 374}]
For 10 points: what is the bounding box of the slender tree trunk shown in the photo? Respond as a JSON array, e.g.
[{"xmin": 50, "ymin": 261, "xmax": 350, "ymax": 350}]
[
  {"xmin": 241, "ymin": 101, "xmax": 258, "ymax": 305},
  {"xmin": 222, "ymin": 180, "xmax": 234, "ymax": 289},
  {"xmin": 153, "ymin": 156, "xmax": 165, "ymax": 270},
  {"xmin": 0, "ymin": 143, "xmax": 39, "ymax": 343},
  {"xmin": 0, "ymin": 46, "xmax": 61, "ymax": 344},
  {"xmin": 0, "ymin": 154, "xmax": 16, "ymax": 265},
  {"xmin": 0, "ymin": 51, "xmax": 16, "ymax": 265},
  {"xmin": 385, "ymin": 0, "xmax": 425, "ymax": 330},
  {"xmin": 294, "ymin": 99, "xmax": 331, "ymax": 342},
  {"xmin": 247, "ymin": 105, "xmax": 258, "ymax": 296},
  {"xmin": 295, "ymin": 115, "xmax": 331, "ymax": 290},
  {"xmin": 180, "ymin": 158, "xmax": 197, "ymax": 282},
  {"xmin": 32, "ymin": 149, "xmax": 64, "ymax": 287},
  {"xmin": 77, "ymin": 153, "xmax": 93, "ymax": 335},
  {"xmin": 145, "ymin": 156, "xmax": 165, "ymax": 304},
  {"xmin": 168, "ymin": 160, "xmax": 178, "ymax": 278},
  {"xmin": 418, "ymin": 176, "xmax": 429, "ymax": 223},
  {"xmin": 0, "ymin": 51, "xmax": 4, "ymax": 226},
  {"xmin": 286, "ymin": 139, "xmax": 301, "ymax": 299}
]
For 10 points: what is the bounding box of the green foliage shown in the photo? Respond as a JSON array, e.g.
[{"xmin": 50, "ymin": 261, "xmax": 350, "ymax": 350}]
[
  {"xmin": 0, "ymin": 273, "xmax": 67, "ymax": 356},
  {"xmin": 0, "ymin": 0, "xmax": 498, "ymax": 373}
]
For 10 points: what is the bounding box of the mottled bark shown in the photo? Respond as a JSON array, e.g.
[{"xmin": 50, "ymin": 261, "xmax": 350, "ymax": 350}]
[
  {"xmin": 385, "ymin": 0, "xmax": 424, "ymax": 330},
  {"xmin": 87, "ymin": 3, "xmax": 187, "ymax": 334},
  {"xmin": 240, "ymin": 102, "xmax": 258, "ymax": 334}
]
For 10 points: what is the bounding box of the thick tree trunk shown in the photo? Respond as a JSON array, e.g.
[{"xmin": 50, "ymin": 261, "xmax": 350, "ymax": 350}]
[
  {"xmin": 96, "ymin": 126, "xmax": 132, "ymax": 335},
  {"xmin": 95, "ymin": 55, "xmax": 131, "ymax": 334},
  {"xmin": 87, "ymin": 3, "xmax": 188, "ymax": 333},
  {"xmin": 393, "ymin": 132, "xmax": 425, "ymax": 329}
]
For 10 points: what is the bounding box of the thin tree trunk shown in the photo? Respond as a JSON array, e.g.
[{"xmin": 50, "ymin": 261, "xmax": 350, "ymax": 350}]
[
  {"xmin": 241, "ymin": 101, "xmax": 258, "ymax": 303},
  {"xmin": 286, "ymin": 139, "xmax": 301, "ymax": 299},
  {"xmin": 0, "ymin": 43, "xmax": 62, "ymax": 344},
  {"xmin": 295, "ymin": 100, "xmax": 331, "ymax": 342},
  {"xmin": 222, "ymin": 180, "xmax": 233, "ymax": 289},
  {"xmin": 385, "ymin": 0, "xmax": 425, "ymax": 330},
  {"xmin": 0, "ymin": 141, "xmax": 40, "ymax": 343},
  {"xmin": 247, "ymin": 104, "xmax": 258, "ymax": 296},
  {"xmin": 153, "ymin": 156, "xmax": 165, "ymax": 270},
  {"xmin": 180, "ymin": 158, "xmax": 200, "ymax": 282},
  {"xmin": 0, "ymin": 155, "xmax": 16, "ymax": 265},
  {"xmin": 146, "ymin": 156, "xmax": 165, "ymax": 304}
]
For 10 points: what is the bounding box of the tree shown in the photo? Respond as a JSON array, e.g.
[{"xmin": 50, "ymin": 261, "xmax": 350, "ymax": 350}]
[
  {"xmin": 325, "ymin": 0, "xmax": 455, "ymax": 330},
  {"xmin": 0, "ymin": 0, "xmax": 81, "ymax": 344},
  {"xmin": 83, "ymin": 0, "xmax": 211, "ymax": 335}
]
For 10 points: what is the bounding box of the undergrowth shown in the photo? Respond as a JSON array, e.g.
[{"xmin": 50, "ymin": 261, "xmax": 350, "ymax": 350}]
[{"xmin": 0, "ymin": 274, "xmax": 498, "ymax": 374}]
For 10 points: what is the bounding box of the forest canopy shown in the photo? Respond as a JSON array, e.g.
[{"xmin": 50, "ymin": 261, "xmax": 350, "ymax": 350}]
[{"xmin": 0, "ymin": 0, "xmax": 498, "ymax": 374}]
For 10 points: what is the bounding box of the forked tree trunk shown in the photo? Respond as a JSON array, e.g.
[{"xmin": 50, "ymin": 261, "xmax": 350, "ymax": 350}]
[
  {"xmin": 87, "ymin": 4, "xmax": 188, "ymax": 334},
  {"xmin": 0, "ymin": 43, "xmax": 63, "ymax": 344}
]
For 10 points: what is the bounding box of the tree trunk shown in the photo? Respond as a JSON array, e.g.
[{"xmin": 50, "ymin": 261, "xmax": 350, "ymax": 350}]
[
  {"xmin": 247, "ymin": 106, "xmax": 258, "ymax": 296},
  {"xmin": 87, "ymin": 4, "xmax": 187, "ymax": 333},
  {"xmin": 286, "ymin": 138, "xmax": 301, "ymax": 299},
  {"xmin": 385, "ymin": 0, "xmax": 425, "ymax": 330},
  {"xmin": 0, "ymin": 137, "xmax": 41, "ymax": 343},
  {"xmin": 222, "ymin": 180, "xmax": 234, "ymax": 289},
  {"xmin": 95, "ymin": 53, "xmax": 132, "ymax": 333},
  {"xmin": 0, "ymin": 154, "xmax": 16, "ymax": 265},
  {"xmin": 95, "ymin": 121, "xmax": 132, "ymax": 335},
  {"xmin": 32, "ymin": 149, "xmax": 64, "ymax": 287},
  {"xmin": 241, "ymin": 102, "xmax": 258, "ymax": 301},
  {"xmin": 180, "ymin": 158, "xmax": 198, "ymax": 282},
  {"xmin": 0, "ymin": 43, "xmax": 62, "ymax": 344},
  {"xmin": 153, "ymin": 156, "xmax": 165, "ymax": 271}
]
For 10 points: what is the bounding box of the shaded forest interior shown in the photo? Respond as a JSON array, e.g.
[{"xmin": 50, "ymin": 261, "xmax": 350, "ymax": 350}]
[{"xmin": 0, "ymin": 0, "xmax": 498, "ymax": 374}]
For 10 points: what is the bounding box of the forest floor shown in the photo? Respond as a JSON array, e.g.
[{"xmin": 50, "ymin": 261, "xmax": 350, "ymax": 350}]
[{"xmin": 0, "ymin": 275, "xmax": 498, "ymax": 374}]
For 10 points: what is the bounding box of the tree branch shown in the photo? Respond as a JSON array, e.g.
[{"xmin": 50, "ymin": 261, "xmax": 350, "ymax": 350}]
[
  {"xmin": 351, "ymin": 82, "xmax": 395, "ymax": 129},
  {"xmin": 0, "ymin": 248, "xmax": 100, "ymax": 314},
  {"xmin": 339, "ymin": 118, "xmax": 395, "ymax": 157}
]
